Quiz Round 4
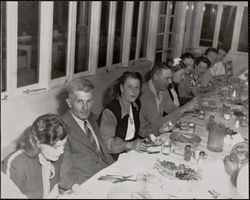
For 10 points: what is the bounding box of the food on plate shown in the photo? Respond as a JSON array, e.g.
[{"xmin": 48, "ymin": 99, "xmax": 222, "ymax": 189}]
[
  {"xmin": 144, "ymin": 134, "xmax": 162, "ymax": 146},
  {"xmin": 154, "ymin": 159, "xmax": 201, "ymax": 181},
  {"xmin": 169, "ymin": 131, "xmax": 201, "ymax": 150}
]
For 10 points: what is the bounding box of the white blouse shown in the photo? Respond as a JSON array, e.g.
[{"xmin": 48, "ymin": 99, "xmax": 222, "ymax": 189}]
[{"xmin": 125, "ymin": 104, "xmax": 135, "ymax": 141}]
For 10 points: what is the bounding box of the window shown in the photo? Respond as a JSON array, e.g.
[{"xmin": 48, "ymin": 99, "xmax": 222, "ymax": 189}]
[
  {"xmin": 51, "ymin": 1, "xmax": 69, "ymax": 79},
  {"xmin": 2, "ymin": 1, "xmax": 155, "ymax": 100},
  {"xmin": 17, "ymin": 1, "xmax": 39, "ymax": 87},
  {"xmin": 139, "ymin": 1, "xmax": 149, "ymax": 58},
  {"xmin": 199, "ymin": 4, "xmax": 218, "ymax": 47},
  {"xmin": 129, "ymin": 1, "xmax": 139, "ymax": 61},
  {"xmin": 74, "ymin": 1, "xmax": 90, "ymax": 73},
  {"xmin": 196, "ymin": 2, "xmax": 247, "ymax": 54},
  {"xmin": 218, "ymin": 5, "xmax": 236, "ymax": 50},
  {"xmin": 155, "ymin": 1, "xmax": 178, "ymax": 62},
  {"xmin": 98, "ymin": 2, "xmax": 110, "ymax": 68},
  {"xmin": 1, "ymin": 2, "xmax": 6, "ymax": 92},
  {"xmin": 113, "ymin": 1, "xmax": 124, "ymax": 64},
  {"xmin": 237, "ymin": 7, "xmax": 247, "ymax": 52}
]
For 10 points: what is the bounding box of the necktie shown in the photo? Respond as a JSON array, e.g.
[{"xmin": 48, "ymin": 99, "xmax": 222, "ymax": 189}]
[{"xmin": 83, "ymin": 120, "xmax": 99, "ymax": 152}]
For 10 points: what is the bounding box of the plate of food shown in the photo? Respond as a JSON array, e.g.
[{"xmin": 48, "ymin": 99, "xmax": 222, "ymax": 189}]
[
  {"xmin": 169, "ymin": 131, "xmax": 201, "ymax": 150},
  {"xmin": 154, "ymin": 159, "xmax": 201, "ymax": 181}
]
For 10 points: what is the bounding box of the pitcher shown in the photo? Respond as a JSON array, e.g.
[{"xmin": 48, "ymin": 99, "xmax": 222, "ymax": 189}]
[{"xmin": 206, "ymin": 116, "xmax": 227, "ymax": 152}]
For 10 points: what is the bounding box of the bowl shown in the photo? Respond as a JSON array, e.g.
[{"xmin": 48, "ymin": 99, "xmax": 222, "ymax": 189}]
[{"xmin": 169, "ymin": 131, "xmax": 201, "ymax": 150}]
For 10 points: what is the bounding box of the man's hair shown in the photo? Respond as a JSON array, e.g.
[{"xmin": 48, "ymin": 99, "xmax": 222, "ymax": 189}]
[
  {"xmin": 217, "ymin": 45, "xmax": 229, "ymax": 53},
  {"xmin": 180, "ymin": 52, "xmax": 195, "ymax": 60},
  {"xmin": 194, "ymin": 56, "xmax": 211, "ymax": 68},
  {"xmin": 150, "ymin": 61, "xmax": 171, "ymax": 79},
  {"xmin": 65, "ymin": 77, "xmax": 95, "ymax": 95},
  {"xmin": 17, "ymin": 113, "xmax": 69, "ymax": 157},
  {"xmin": 205, "ymin": 47, "xmax": 218, "ymax": 56}
]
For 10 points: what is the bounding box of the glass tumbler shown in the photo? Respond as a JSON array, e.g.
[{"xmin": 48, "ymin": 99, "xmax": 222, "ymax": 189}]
[
  {"xmin": 161, "ymin": 141, "xmax": 172, "ymax": 155},
  {"xmin": 187, "ymin": 122, "xmax": 196, "ymax": 134}
]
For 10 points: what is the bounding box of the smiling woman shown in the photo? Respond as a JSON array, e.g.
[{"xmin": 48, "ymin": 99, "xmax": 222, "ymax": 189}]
[{"xmin": 2, "ymin": 113, "xmax": 69, "ymax": 199}]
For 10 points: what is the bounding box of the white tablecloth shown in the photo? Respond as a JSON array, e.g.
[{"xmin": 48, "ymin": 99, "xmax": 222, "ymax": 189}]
[{"xmin": 60, "ymin": 89, "xmax": 248, "ymax": 199}]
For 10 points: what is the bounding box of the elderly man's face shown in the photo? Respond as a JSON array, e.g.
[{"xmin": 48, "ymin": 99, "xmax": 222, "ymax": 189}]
[
  {"xmin": 153, "ymin": 68, "xmax": 173, "ymax": 91},
  {"xmin": 66, "ymin": 90, "xmax": 94, "ymax": 120}
]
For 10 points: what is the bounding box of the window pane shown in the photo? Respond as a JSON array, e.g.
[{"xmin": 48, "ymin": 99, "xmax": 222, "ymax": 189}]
[
  {"xmin": 165, "ymin": 49, "xmax": 173, "ymax": 60},
  {"xmin": 1, "ymin": 2, "xmax": 6, "ymax": 92},
  {"xmin": 160, "ymin": 2, "xmax": 167, "ymax": 15},
  {"xmin": 140, "ymin": 2, "xmax": 149, "ymax": 58},
  {"xmin": 74, "ymin": 1, "xmax": 90, "ymax": 73},
  {"xmin": 199, "ymin": 4, "xmax": 218, "ymax": 47},
  {"xmin": 98, "ymin": 2, "xmax": 110, "ymax": 68},
  {"xmin": 155, "ymin": 52, "xmax": 162, "ymax": 62},
  {"xmin": 51, "ymin": 1, "xmax": 69, "ymax": 79},
  {"xmin": 129, "ymin": 1, "xmax": 139, "ymax": 61},
  {"xmin": 238, "ymin": 7, "xmax": 248, "ymax": 52},
  {"xmin": 156, "ymin": 35, "xmax": 164, "ymax": 51},
  {"xmin": 169, "ymin": 17, "xmax": 174, "ymax": 32},
  {"xmin": 158, "ymin": 16, "xmax": 165, "ymax": 33},
  {"xmin": 170, "ymin": 1, "xmax": 176, "ymax": 15},
  {"xmin": 168, "ymin": 34, "xmax": 173, "ymax": 48},
  {"xmin": 218, "ymin": 5, "xmax": 236, "ymax": 50},
  {"xmin": 17, "ymin": 1, "xmax": 39, "ymax": 87},
  {"xmin": 113, "ymin": 1, "xmax": 124, "ymax": 64}
]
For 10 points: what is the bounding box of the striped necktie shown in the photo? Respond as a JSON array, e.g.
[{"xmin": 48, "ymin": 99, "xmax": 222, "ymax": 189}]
[{"xmin": 83, "ymin": 120, "xmax": 99, "ymax": 152}]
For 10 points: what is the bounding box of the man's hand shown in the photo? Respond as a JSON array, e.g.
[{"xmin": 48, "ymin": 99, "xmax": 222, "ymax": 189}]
[
  {"xmin": 130, "ymin": 139, "xmax": 148, "ymax": 152},
  {"xmin": 181, "ymin": 97, "xmax": 199, "ymax": 113}
]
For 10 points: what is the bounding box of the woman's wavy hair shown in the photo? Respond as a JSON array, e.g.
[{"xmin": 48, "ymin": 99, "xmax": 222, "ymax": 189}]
[
  {"xmin": 16, "ymin": 113, "xmax": 69, "ymax": 157},
  {"xmin": 166, "ymin": 58, "xmax": 186, "ymax": 72},
  {"xmin": 112, "ymin": 71, "xmax": 143, "ymax": 98}
]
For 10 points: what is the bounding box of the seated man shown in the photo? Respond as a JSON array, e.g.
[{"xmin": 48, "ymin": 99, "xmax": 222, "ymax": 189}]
[
  {"xmin": 59, "ymin": 77, "xmax": 114, "ymax": 191},
  {"xmin": 139, "ymin": 61, "xmax": 199, "ymax": 138}
]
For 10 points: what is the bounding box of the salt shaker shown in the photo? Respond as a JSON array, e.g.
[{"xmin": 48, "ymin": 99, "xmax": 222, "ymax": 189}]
[
  {"xmin": 184, "ymin": 145, "xmax": 192, "ymax": 161},
  {"xmin": 234, "ymin": 117, "xmax": 240, "ymax": 128},
  {"xmin": 199, "ymin": 110, "xmax": 205, "ymax": 120},
  {"xmin": 197, "ymin": 151, "xmax": 206, "ymax": 173}
]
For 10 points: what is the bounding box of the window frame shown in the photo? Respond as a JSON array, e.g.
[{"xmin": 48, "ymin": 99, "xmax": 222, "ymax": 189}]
[
  {"xmin": 196, "ymin": 1, "xmax": 248, "ymax": 55},
  {"xmin": 1, "ymin": 1, "xmax": 155, "ymax": 102}
]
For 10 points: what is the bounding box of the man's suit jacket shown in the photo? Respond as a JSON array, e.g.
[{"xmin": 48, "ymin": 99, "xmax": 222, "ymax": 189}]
[
  {"xmin": 139, "ymin": 81, "xmax": 183, "ymax": 138},
  {"xmin": 59, "ymin": 111, "xmax": 114, "ymax": 190}
]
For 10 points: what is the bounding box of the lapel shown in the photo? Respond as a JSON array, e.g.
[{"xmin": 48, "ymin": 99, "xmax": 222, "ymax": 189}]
[
  {"xmin": 87, "ymin": 113, "xmax": 107, "ymax": 154},
  {"xmin": 63, "ymin": 111, "xmax": 97, "ymax": 152}
]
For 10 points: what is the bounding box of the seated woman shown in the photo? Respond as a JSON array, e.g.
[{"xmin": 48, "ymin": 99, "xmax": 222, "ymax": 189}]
[
  {"xmin": 99, "ymin": 71, "xmax": 147, "ymax": 160},
  {"xmin": 191, "ymin": 56, "xmax": 216, "ymax": 93},
  {"xmin": 167, "ymin": 58, "xmax": 193, "ymax": 106},
  {"xmin": 2, "ymin": 113, "xmax": 69, "ymax": 198}
]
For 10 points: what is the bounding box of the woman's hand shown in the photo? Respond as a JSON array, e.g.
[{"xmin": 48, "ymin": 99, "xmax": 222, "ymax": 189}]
[{"xmin": 130, "ymin": 139, "xmax": 148, "ymax": 153}]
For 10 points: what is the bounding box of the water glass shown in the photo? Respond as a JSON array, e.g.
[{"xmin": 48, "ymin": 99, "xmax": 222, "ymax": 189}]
[
  {"xmin": 187, "ymin": 122, "xmax": 196, "ymax": 134},
  {"xmin": 161, "ymin": 141, "xmax": 172, "ymax": 155}
]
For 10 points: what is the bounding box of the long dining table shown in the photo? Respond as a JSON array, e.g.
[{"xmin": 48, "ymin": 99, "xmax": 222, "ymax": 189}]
[{"xmin": 59, "ymin": 83, "xmax": 248, "ymax": 199}]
